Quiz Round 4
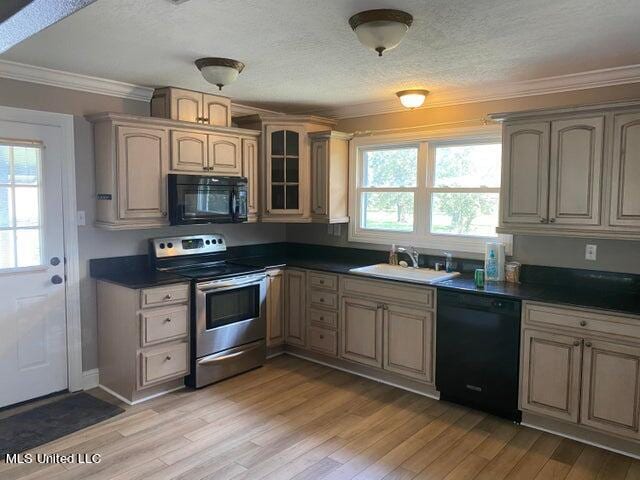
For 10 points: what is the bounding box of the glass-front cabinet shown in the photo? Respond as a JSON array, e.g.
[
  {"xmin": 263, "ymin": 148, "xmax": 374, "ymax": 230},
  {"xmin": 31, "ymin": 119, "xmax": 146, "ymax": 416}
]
[{"xmin": 265, "ymin": 125, "xmax": 306, "ymax": 216}]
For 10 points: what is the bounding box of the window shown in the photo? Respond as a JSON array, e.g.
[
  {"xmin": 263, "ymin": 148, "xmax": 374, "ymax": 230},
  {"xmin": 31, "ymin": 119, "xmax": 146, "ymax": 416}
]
[
  {"xmin": 0, "ymin": 142, "xmax": 43, "ymax": 269},
  {"xmin": 350, "ymin": 127, "xmax": 510, "ymax": 253}
]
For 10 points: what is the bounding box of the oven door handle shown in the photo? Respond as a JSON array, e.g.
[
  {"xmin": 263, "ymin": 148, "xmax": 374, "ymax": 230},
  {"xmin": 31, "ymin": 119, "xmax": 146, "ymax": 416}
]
[
  {"xmin": 198, "ymin": 342, "xmax": 262, "ymax": 365},
  {"xmin": 196, "ymin": 274, "xmax": 265, "ymax": 292}
]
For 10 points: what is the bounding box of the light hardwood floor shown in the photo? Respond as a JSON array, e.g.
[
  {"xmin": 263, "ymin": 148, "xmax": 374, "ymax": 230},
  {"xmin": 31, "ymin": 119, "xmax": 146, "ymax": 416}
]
[{"xmin": 2, "ymin": 355, "xmax": 638, "ymax": 480}]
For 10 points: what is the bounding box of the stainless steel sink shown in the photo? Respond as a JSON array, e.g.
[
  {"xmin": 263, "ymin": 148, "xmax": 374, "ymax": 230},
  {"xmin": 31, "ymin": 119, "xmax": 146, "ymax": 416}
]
[{"xmin": 348, "ymin": 264, "xmax": 460, "ymax": 284}]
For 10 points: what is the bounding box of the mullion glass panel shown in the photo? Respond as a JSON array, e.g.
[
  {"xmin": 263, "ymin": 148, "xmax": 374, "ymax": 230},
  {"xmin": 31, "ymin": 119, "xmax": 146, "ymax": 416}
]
[
  {"xmin": 0, "ymin": 146, "xmax": 10, "ymax": 184},
  {"xmin": 271, "ymin": 185, "xmax": 285, "ymax": 210},
  {"xmin": 0, "ymin": 230, "xmax": 15, "ymax": 269},
  {"xmin": 285, "ymin": 157, "xmax": 299, "ymax": 183},
  {"xmin": 285, "ymin": 131, "xmax": 299, "ymax": 156},
  {"xmin": 271, "ymin": 157, "xmax": 285, "ymax": 182},
  {"xmin": 285, "ymin": 185, "xmax": 299, "ymax": 210},
  {"xmin": 14, "ymin": 186, "xmax": 39, "ymax": 227},
  {"xmin": 0, "ymin": 186, "xmax": 13, "ymax": 228},
  {"xmin": 13, "ymin": 146, "xmax": 38, "ymax": 185}
]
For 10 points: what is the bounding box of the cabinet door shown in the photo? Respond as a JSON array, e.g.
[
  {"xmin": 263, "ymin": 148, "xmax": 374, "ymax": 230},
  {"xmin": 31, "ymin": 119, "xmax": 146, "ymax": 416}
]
[
  {"xmin": 311, "ymin": 138, "xmax": 328, "ymax": 216},
  {"xmin": 501, "ymin": 122, "xmax": 550, "ymax": 224},
  {"xmin": 520, "ymin": 329, "xmax": 582, "ymax": 423},
  {"xmin": 208, "ymin": 134, "xmax": 242, "ymax": 175},
  {"xmin": 610, "ymin": 111, "xmax": 640, "ymax": 227},
  {"xmin": 203, "ymin": 94, "xmax": 231, "ymax": 127},
  {"xmin": 242, "ymin": 138, "xmax": 259, "ymax": 219},
  {"xmin": 284, "ymin": 270, "xmax": 306, "ymax": 346},
  {"xmin": 580, "ymin": 339, "xmax": 640, "ymax": 439},
  {"xmin": 265, "ymin": 125, "xmax": 305, "ymax": 215},
  {"xmin": 266, "ymin": 269, "xmax": 284, "ymax": 347},
  {"xmin": 384, "ymin": 304, "xmax": 434, "ymax": 383},
  {"xmin": 170, "ymin": 89, "xmax": 202, "ymax": 123},
  {"xmin": 170, "ymin": 130, "xmax": 208, "ymax": 172},
  {"xmin": 116, "ymin": 126, "xmax": 169, "ymax": 221},
  {"xmin": 549, "ymin": 116, "xmax": 604, "ymax": 226},
  {"xmin": 340, "ymin": 296, "xmax": 383, "ymax": 368}
]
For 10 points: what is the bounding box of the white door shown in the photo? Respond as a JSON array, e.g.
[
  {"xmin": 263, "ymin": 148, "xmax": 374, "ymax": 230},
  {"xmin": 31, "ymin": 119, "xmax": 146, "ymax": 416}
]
[{"xmin": 0, "ymin": 120, "xmax": 68, "ymax": 407}]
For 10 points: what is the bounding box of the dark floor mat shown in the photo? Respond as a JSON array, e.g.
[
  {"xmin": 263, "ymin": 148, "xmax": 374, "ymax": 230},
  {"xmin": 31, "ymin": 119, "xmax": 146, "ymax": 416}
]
[{"xmin": 0, "ymin": 392, "xmax": 124, "ymax": 455}]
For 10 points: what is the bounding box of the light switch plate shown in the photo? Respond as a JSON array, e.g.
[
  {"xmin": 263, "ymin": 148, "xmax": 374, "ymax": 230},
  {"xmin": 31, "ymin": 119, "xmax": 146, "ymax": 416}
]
[
  {"xmin": 585, "ymin": 244, "xmax": 597, "ymax": 261},
  {"xmin": 77, "ymin": 210, "xmax": 86, "ymax": 226}
]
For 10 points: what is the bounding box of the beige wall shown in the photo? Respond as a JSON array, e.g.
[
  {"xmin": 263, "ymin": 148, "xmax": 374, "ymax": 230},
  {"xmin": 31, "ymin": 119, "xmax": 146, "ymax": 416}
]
[
  {"xmin": 288, "ymin": 83, "xmax": 640, "ymax": 274},
  {"xmin": 0, "ymin": 78, "xmax": 286, "ymax": 371}
]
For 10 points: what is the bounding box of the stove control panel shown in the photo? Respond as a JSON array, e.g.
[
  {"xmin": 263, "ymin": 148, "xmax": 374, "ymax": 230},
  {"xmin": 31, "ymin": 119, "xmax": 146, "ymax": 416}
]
[{"xmin": 151, "ymin": 234, "xmax": 226, "ymax": 258}]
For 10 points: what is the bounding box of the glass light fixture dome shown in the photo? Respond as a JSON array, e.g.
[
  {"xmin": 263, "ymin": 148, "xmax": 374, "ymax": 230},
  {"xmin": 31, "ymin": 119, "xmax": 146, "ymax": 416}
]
[
  {"xmin": 195, "ymin": 58, "xmax": 245, "ymax": 90},
  {"xmin": 349, "ymin": 9, "xmax": 413, "ymax": 56},
  {"xmin": 396, "ymin": 89, "xmax": 430, "ymax": 109}
]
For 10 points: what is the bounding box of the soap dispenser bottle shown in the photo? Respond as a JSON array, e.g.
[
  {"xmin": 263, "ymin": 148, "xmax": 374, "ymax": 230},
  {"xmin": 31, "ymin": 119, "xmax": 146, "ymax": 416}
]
[{"xmin": 389, "ymin": 244, "xmax": 398, "ymax": 265}]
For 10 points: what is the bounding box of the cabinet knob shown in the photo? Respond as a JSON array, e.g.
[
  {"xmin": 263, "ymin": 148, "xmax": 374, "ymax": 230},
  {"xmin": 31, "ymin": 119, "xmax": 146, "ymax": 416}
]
[
  {"xmin": 51, "ymin": 275, "xmax": 63, "ymax": 285},
  {"xmin": 585, "ymin": 341, "xmax": 592, "ymax": 348},
  {"xmin": 203, "ymin": 117, "xmax": 210, "ymax": 123},
  {"xmin": 573, "ymin": 340, "xmax": 580, "ymax": 347},
  {"xmin": 164, "ymin": 317, "xmax": 172, "ymax": 323},
  {"xmin": 319, "ymin": 280, "xmax": 324, "ymax": 284},
  {"xmin": 549, "ymin": 218, "xmax": 556, "ymax": 223},
  {"xmin": 161, "ymin": 211, "xmax": 167, "ymax": 217},
  {"xmin": 539, "ymin": 217, "xmax": 546, "ymax": 223},
  {"xmin": 319, "ymin": 334, "xmax": 324, "ymax": 339},
  {"xmin": 319, "ymin": 316, "xmax": 324, "ymax": 321},
  {"xmin": 164, "ymin": 294, "xmax": 172, "ymax": 300},
  {"xmin": 579, "ymin": 320, "xmax": 587, "ymax": 327},
  {"xmin": 165, "ymin": 355, "xmax": 172, "ymax": 361},
  {"xmin": 319, "ymin": 298, "xmax": 324, "ymax": 303}
]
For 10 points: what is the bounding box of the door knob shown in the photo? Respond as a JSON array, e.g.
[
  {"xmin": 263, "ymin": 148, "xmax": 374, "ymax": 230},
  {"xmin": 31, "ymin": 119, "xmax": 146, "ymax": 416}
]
[
  {"xmin": 50, "ymin": 257, "xmax": 61, "ymax": 266},
  {"xmin": 51, "ymin": 275, "xmax": 63, "ymax": 285}
]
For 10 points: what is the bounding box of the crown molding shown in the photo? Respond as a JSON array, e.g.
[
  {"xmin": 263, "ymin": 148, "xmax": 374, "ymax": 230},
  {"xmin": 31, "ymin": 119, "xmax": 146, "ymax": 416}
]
[{"xmin": 311, "ymin": 64, "xmax": 640, "ymax": 119}]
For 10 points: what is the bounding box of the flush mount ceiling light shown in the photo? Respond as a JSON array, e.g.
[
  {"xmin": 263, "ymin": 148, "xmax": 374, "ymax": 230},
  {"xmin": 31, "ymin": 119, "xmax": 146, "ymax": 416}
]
[
  {"xmin": 349, "ymin": 9, "xmax": 413, "ymax": 56},
  {"xmin": 396, "ymin": 89, "xmax": 430, "ymax": 109},
  {"xmin": 195, "ymin": 57, "xmax": 245, "ymax": 90}
]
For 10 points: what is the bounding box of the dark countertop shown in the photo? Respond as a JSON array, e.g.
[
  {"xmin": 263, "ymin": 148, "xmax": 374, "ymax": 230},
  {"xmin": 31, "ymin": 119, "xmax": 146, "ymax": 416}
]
[{"xmin": 90, "ymin": 249, "xmax": 640, "ymax": 316}]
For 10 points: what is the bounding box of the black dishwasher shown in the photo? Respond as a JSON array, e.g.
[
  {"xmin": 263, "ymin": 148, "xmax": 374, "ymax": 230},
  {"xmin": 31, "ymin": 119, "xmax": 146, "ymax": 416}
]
[{"xmin": 436, "ymin": 290, "xmax": 522, "ymax": 422}]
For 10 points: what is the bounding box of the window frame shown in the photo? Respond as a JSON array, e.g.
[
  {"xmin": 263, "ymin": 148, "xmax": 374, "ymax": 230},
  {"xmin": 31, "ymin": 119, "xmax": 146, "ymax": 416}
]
[{"xmin": 348, "ymin": 125, "xmax": 512, "ymax": 254}]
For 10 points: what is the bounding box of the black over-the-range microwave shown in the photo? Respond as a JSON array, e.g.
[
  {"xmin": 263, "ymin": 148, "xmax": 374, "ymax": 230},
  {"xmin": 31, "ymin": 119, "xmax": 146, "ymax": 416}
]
[{"xmin": 168, "ymin": 174, "xmax": 248, "ymax": 225}]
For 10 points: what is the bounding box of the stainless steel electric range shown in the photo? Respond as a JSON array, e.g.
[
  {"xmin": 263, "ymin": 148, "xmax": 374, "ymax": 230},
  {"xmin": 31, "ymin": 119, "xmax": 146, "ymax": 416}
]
[{"xmin": 150, "ymin": 234, "xmax": 266, "ymax": 388}]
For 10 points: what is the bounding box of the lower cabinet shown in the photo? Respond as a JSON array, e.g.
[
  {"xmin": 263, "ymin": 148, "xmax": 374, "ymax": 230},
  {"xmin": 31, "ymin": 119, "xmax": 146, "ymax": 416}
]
[
  {"xmin": 340, "ymin": 296, "xmax": 383, "ymax": 368},
  {"xmin": 284, "ymin": 269, "xmax": 306, "ymax": 346},
  {"xmin": 266, "ymin": 269, "xmax": 284, "ymax": 347},
  {"xmin": 521, "ymin": 302, "xmax": 640, "ymax": 440}
]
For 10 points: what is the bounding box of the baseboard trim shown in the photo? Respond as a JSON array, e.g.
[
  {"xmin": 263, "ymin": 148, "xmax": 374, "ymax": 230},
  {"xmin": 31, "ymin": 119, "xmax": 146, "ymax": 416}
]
[
  {"xmin": 284, "ymin": 351, "xmax": 440, "ymax": 401},
  {"xmin": 82, "ymin": 369, "xmax": 99, "ymax": 390},
  {"xmin": 98, "ymin": 384, "xmax": 185, "ymax": 406}
]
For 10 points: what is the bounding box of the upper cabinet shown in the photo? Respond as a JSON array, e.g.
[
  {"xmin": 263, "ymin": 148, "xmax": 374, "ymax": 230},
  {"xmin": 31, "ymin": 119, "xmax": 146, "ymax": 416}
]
[
  {"xmin": 494, "ymin": 102, "xmax": 640, "ymax": 239},
  {"xmin": 266, "ymin": 125, "xmax": 305, "ymax": 216},
  {"xmin": 309, "ymin": 131, "xmax": 352, "ymax": 223},
  {"xmin": 151, "ymin": 87, "xmax": 231, "ymax": 127}
]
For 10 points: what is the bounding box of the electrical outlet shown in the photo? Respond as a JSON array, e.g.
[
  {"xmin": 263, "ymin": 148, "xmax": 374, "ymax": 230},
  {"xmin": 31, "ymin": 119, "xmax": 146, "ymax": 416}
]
[
  {"xmin": 77, "ymin": 210, "xmax": 86, "ymax": 226},
  {"xmin": 585, "ymin": 244, "xmax": 597, "ymax": 261}
]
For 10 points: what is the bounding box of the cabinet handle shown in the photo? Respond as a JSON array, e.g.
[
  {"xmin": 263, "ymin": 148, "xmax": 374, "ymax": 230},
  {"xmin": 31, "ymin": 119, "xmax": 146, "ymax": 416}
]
[
  {"xmin": 319, "ymin": 334, "xmax": 324, "ymax": 339},
  {"xmin": 319, "ymin": 280, "xmax": 324, "ymax": 284},
  {"xmin": 165, "ymin": 355, "xmax": 172, "ymax": 361},
  {"xmin": 549, "ymin": 218, "xmax": 556, "ymax": 223},
  {"xmin": 383, "ymin": 305, "xmax": 389, "ymax": 310},
  {"xmin": 319, "ymin": 316, "xmax": 324, "ymax": 321},
  {"xmin": 573, "ymin": 340, "xmax": 580, "ymax": 347},
  {"xmin": 164, "ymin": 317, "xmax": 172, "ymax": 323},
  {"xmin": 319, "ymin": 298, "xmax": 324, "ymax": 303},
  {"xmin": 164, "ymin": 294, "xmax": 172, "ymax": 300},
  {"xmin": 203, "ymin": 117, "xmax": 210, "ymax": 123},
  {"xmin": 580, "ymin": 320, "xmax": 587, "ymax": 327},
  {"xmin": 539, "ymin": 217, "xmax": 546, "ymax": 223},
  {"xmin": 585, "ymin": 341, "xmax": 592, "ymax": 348}
]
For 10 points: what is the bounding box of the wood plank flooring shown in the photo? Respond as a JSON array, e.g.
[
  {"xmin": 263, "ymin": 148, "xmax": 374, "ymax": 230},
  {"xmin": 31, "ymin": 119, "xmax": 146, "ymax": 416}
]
[{"xmin": 2, "ymin": 355, "xmax": 638, "ymax": 480}]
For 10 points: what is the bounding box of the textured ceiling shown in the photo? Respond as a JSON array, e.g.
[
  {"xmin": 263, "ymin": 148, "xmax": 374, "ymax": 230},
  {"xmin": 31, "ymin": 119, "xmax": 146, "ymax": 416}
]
[{"xmin": 1, "ymin": 0, "xmax": 640, "ymax": 113}]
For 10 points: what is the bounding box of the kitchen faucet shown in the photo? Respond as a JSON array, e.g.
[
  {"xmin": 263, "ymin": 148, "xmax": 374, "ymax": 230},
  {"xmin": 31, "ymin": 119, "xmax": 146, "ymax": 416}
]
[{"xmin": 397, "ymin": 246, "xmax": 420, "ymax": 268}]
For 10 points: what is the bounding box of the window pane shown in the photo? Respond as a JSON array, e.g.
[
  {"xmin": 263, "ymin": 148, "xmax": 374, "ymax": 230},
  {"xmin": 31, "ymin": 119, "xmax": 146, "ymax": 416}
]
[
  {"xmin": 285, "ymin": 131, "xmax": 299, "ymax": 156},
  {"xmin": 0, "ymin": 186, "xmax": 12, "ymax": 227},
  {"xmin": 434, "ymin": 144, "xmax": 501, "ymax": 187},
  {"xmin": 14, "ymin": 187, "xmax": 39, "ymax": 227},
  {"xmin": 13, "ymin": 146, "xmax": 39, "ymax": 185},
  {"xmin": 271, "ymin": 157, "xmax": 284, "ymax": 182},
  {"xmin": 363, "ymin": 147, "xmax": 417, "ymax": 187},
  {"xmin": 0, "ymin": 146, "xmax": 9, "ymax": 183},
  {"xmin": 16, "ymin": 229, "xmax": 41, "ymax": 267},
  {"xmin": 271, "ymin": 131, "xmax": 284, "ymax": 156},
  {"xmin": 271, "ymin": 185, "xmax": 284, "ymax": 210},
  {"xmin": 285, "ymin": 158, "xmax": 299, "ymax": 183},
  {"xmin": 362, "ymin": 192, "xmax": 414, "ymax": 231},
  {"xmin": 285, "ymin": 185, "xmax": 299, "ymax": 210},
  {"xmin": 0, "ymin": 230, "xmax": 14, "ymax": 269},
  {"xmin": 431, "ymin": 192, "xmax": 499, "ymax": 236}
]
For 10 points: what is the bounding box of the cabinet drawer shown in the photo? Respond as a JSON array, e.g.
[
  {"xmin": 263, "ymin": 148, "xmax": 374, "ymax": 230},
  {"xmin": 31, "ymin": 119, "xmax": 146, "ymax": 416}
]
[
  {"xmin": 140, "ymin": 305, "xmax": 188, "ymax": 347},
  {"xmin": 308, "ymin": 272, "xmax": 338, "ymax": 291},
  {"xmin": 309, "ymin": 290, "xmax": 338, "ymax": 310},
  {"xmin": 140, "ymin": 284, "xmax": 189, "ymax": 308},
  {"xmin": 341, "ymin": 276, "xmax": 434, "ymax": 309},
  {"xmin": 308, "ymin": 326, "xmax": 337, "ymax": 356},
  {"xmin": 524, "ymin": 302, "xmax": 640, "ymax": 340},
  {"xmin": 309, "ymin": 308, "xmax": 337, "ymax": 329},
  {"xmin": 139, "ymin": 342, "xmax": 188, "ymax": 387}
]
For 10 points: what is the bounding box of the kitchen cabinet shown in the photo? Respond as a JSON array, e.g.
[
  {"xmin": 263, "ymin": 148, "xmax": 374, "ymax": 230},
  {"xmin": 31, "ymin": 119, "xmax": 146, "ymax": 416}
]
[
  {"xmin": 384, "ymin": 304, "xmax": 434, "ymax": 382},
  {"xmin": 340, "ymin": 296, "xmax": 383, "ymax": 368},
  {"xmin": 208, "ymin": 133, "xmax": 241, "ymax": 175},
  {"xmin": 520, "ymin": 329, "xmax": 582, "ymax": 423},
  {"xmin": 92, "ymin": 119, "xmax": 170, "ymax": 230},
  {"xmin": 521, "ymin": 301, "xmax": 640, "ymax": 440},
  {"xmin": 609, "ymin": 111, "xmax": 640, "ymax": 228},
  {"xmin": 494, "ymin": 101, "xmax": 640, "ymax": 239},
  {"xmin": 97, "ymin": 281, "xmax": 190, "ymax": 403},
  {"xmin": 170, "ymin": 130, "xmax": 208, "ymax": 172},
  {"xmin": 242, "ymin": 137, "xmax": 259, "ymax": 222},
  {"xmin": 580, "ymin": 339, "xmax": 640, "ymax": 439},
  {"xmin": 309, "ymin": 131, "xmax": 352, "ymax": 223},
  {"xmin": 151, "ymin": 87, "xmax": 231, "ymax": 127},
  {"xmin": 306, "ymin": 271, "xmax": 339, "ymax": 357},
  {"xmin": 266, "ymin": 269, "xmax": 284, "ymax": 347},
  {"xmin": 284, "ymin": 269, "xmax": 306, "ymax": 347}
]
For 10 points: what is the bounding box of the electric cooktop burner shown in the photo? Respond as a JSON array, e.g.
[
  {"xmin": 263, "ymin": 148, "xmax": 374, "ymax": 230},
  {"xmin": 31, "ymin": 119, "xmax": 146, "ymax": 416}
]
[{"xmin": 171, "ymin": 261, "xmax": 265, "ymax": 281}]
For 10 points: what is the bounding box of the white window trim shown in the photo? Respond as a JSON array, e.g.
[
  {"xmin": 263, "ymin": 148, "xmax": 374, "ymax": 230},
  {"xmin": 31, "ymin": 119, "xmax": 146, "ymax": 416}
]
[{"xmin": 348, "ymin": 124, "xmax": 512, "ymax": 255}]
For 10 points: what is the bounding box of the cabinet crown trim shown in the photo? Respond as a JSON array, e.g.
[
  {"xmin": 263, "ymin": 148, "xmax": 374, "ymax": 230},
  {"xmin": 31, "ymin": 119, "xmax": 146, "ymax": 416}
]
[{"xmin": 490, "ymin": 99, "xmax": 640, "ymax": 122}]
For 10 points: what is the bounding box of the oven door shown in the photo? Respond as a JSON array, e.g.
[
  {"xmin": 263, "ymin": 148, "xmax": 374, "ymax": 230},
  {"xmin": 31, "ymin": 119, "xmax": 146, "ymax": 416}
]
[{"xmin": 195, "ymin": 274, "xmax": 266, "ymax": 358}]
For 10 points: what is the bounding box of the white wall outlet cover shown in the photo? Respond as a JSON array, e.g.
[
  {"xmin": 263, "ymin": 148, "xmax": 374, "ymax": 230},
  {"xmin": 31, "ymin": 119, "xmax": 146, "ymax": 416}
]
[
  {"xmin": 585, "ymin": 244, "xmax": 597, "ymax": 261},
  {"xmin": 77, "ymin": 210, "xmax": 86, "ymax": 226}
]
